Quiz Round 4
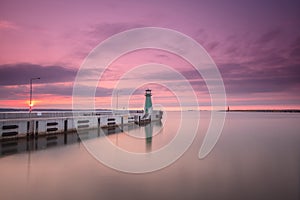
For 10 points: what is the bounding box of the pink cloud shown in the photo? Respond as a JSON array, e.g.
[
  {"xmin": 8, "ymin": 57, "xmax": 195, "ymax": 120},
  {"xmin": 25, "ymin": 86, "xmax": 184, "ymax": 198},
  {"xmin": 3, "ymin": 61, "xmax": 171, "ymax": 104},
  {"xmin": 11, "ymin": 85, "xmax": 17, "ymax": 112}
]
[{"xmin": 0, "ymin": 20, "xmax": 18, "ymax": 30}]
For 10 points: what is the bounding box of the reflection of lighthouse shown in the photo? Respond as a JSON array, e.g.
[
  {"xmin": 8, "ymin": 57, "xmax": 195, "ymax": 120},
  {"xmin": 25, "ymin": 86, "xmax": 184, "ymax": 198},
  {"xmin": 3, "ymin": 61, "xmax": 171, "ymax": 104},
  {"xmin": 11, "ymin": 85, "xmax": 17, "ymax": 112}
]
[
  {"xmin": 145, "ymin": 123, "xmax": 153, "ymax": 152},
  {"xmin": 144, "ymin": 89, "xmax": 153, "ymax": 114}
]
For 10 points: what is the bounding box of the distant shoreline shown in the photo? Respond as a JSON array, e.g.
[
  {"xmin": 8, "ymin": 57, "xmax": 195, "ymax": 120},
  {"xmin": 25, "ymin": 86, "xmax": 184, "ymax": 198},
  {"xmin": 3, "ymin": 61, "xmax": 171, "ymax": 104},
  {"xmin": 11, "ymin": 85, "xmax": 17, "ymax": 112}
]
[
  {"xmin": 224, "ymin": 109, "xmax": 300, "ymax": 113},
  {"xmin": 1, "ymin": 108, "xmax": 300, "ymax": 113}
]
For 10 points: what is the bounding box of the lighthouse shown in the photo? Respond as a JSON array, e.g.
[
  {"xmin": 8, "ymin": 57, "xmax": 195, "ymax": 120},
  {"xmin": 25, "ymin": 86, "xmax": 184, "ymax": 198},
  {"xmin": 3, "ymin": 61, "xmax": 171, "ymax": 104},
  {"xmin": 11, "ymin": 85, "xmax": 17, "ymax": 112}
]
[
  {"xmin": 144, "ymin": 89, "xmax": 153, "ymax": 114},
  {"xmin": 135, "ymin": 89, "xmax": 162, "ymax": 125}
]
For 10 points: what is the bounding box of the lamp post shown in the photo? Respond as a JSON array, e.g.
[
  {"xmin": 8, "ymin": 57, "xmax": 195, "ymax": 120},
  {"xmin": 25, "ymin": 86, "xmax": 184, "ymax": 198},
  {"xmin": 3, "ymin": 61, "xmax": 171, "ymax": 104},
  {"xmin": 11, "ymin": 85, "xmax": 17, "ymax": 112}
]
[
  {"xmin": 29, "ymin": 77, "xmax": 40, "ymax": 113},
  {"xmin": 116, "ymin": 90, "xmax": 119, "ymax": 111}
]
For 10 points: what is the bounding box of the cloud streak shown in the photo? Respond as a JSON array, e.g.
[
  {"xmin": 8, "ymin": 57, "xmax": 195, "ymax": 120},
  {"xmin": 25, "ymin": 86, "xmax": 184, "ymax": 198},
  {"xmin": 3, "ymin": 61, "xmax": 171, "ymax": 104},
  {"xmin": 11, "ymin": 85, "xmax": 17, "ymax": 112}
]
[
  {"xmin": 0, "ymin": 63, "xmax": 76, "ymax": 85},
  {"xmin": 0, "ymin": 20, "xmax": 18, "ymax": 30}
]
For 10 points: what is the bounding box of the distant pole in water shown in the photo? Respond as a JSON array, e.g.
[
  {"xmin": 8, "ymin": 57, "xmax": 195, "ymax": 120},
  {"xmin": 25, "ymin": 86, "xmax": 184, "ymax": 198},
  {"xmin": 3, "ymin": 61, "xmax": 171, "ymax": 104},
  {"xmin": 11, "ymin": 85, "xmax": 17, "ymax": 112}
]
[
  {"xmin": 227, "ymin": 106, "xmax": 230, "ymax": 112},
  {"xmin": 144, "ymin": 89, "xmax": 153, "ymax": 114}
]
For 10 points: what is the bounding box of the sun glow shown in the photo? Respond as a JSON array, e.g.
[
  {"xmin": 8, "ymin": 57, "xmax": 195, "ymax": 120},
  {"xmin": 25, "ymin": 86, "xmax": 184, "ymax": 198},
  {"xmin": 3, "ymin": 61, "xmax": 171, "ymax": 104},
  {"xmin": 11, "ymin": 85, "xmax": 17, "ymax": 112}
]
[{"xmin": 26, "ymin": 100, "xmax": 41, "ymax": 107}]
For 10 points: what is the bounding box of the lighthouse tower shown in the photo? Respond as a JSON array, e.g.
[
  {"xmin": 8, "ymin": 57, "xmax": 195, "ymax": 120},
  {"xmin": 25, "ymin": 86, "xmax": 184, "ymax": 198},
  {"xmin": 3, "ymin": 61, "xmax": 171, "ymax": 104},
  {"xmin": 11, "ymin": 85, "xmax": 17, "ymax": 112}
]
[
  {"xmin": 135, "ymin": 89, "xmax": 162, "ymax": 125},
  {"xmin": 144, "ymin": 89, "xmax": 153, "ymax": 114}
]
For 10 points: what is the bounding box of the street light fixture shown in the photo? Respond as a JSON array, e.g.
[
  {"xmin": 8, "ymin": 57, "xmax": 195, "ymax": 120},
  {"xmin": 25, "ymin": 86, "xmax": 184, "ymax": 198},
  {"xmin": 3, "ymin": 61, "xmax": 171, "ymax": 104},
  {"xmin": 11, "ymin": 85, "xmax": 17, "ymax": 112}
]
[{"xmin": 29, "ymin": 77, "xmax": 40, "ymax": 113}]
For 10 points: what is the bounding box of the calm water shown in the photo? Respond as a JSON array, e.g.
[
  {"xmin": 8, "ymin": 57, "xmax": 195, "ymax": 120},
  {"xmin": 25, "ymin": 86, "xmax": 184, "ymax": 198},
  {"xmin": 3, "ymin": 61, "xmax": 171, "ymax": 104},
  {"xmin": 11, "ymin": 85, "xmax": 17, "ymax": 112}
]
[{"xmin": 0, "ymin": 111, "xmax": 299, "ymax": 200}]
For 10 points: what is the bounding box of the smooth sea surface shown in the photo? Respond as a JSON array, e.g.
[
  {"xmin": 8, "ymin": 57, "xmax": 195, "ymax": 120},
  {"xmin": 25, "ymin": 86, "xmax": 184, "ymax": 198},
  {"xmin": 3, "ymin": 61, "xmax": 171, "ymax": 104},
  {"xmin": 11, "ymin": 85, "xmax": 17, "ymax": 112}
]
[{"xmin": 0, "ymin": 111, "xmax": 299, "ymax": 200}]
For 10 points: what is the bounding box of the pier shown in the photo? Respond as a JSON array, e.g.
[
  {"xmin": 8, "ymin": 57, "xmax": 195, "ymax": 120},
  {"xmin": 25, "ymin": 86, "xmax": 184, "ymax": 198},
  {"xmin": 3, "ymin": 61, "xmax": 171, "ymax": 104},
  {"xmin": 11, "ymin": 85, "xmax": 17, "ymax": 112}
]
[
  {"xmin": 0, "ymin": 90, "xmax": 163, "ymax": 140},
  {"xmin": 0, "ymin": 110, "xmax": 162, "ymax": 140}
]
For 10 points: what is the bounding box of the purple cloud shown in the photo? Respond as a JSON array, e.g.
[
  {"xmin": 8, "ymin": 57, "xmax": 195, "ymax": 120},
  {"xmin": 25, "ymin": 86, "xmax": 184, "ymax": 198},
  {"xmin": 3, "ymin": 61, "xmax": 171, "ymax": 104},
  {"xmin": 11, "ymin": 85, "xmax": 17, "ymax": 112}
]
[
  {"xmin": 0, "ymin": 63, "xmax": 76, "ymax": 86},
  {"xmin": 255, "ymin": 28, "xmax": 282, "ymax": 44}
]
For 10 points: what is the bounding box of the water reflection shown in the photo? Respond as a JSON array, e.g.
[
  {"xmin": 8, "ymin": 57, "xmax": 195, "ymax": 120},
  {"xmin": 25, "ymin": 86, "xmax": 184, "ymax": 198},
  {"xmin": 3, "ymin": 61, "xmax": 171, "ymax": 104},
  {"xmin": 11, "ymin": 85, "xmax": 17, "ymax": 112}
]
[
  {"xmin": 0, "ymin": 121, "xmax": 163, "ymax": 157},
  {"xmin": 144, "ymin": 121, "xmax": 162, "ymax": 152},
  {"xmin": 145, "ymin": 123, "xmax": 153, "ymax": 152},
  {"xmin": 0, "ymin": 120, "xmax": 164, "ymax": 182}
]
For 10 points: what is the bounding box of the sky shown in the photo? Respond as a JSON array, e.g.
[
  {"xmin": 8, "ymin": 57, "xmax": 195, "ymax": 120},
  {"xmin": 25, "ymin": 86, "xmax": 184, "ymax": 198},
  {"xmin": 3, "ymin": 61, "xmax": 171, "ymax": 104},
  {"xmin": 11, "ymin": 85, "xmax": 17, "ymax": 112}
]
[{"xmin": 0, "ymin": 0, "xmax": 300, "ymax": 110}]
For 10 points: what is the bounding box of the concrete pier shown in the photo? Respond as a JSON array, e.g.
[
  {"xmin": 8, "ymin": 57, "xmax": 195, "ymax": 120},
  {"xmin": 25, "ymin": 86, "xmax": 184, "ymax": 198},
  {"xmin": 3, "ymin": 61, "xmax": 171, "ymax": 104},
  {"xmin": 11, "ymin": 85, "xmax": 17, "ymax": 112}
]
[{"xmin": 0, "ymin": 110, "xmax": 162, "ymax": 140}]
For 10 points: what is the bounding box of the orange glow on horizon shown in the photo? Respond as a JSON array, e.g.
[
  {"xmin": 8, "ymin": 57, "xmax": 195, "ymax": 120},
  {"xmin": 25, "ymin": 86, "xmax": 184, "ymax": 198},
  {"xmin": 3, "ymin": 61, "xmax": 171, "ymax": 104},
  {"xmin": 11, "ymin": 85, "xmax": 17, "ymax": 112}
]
[
  {"xmin": 0, "ymin": 89, "xmax": 299, "ymax": 111},
  {"xmin": 0, "ymin": 98, "xmax": 298, "ymax": 111},
  {"xmin": 26, "ymin": 100, "xmax": 41, "ymax": 107}
]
